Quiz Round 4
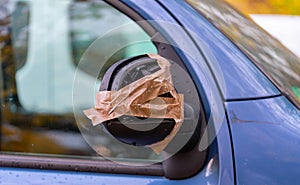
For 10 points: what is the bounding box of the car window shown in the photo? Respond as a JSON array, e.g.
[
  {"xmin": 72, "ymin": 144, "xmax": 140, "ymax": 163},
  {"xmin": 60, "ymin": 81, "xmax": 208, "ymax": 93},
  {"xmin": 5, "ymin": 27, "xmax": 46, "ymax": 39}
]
[
  {"xmin": 0, "ymin": 0, "xmax": 157, "ymax": 162},
  {"xmin": 187, "ymin": 0, "xmax": 300, "ymax": 106}
]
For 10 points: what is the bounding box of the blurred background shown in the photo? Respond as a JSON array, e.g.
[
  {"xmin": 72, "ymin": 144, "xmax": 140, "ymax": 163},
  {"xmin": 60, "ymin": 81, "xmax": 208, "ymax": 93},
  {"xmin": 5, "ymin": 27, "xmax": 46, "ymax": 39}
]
[
  {"xmin": 226, "ymin": 0, "xmax": 300, "ymax": 15},
  {"xmin": 226, "ymin": 0, "xmax": 300, "ymax": 57}
]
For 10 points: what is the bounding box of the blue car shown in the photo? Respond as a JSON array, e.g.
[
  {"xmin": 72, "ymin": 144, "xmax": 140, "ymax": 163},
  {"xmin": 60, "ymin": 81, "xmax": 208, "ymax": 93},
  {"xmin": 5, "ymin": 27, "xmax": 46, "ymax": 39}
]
[{"xmin": 0, "ymin": 0, "xmax": 300, "ymax": 184}]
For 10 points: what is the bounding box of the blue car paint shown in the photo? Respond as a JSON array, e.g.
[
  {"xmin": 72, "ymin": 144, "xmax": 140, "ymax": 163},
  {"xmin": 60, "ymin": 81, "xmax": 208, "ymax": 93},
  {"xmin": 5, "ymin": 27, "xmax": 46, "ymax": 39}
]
[
  {"xmin": 157, "ymin": 0, "xmax": 280, "ymax": 100},
  {"xmin": 0, "ymin": 0, "xmax": 233, "ymax": 184},
  {"xmin": 226, "ymin": 96, "xmax": 300, "ymax": 185},
  {"xmin": 147, "ymin": 1, "xmax": 300, "ymax": 184}
]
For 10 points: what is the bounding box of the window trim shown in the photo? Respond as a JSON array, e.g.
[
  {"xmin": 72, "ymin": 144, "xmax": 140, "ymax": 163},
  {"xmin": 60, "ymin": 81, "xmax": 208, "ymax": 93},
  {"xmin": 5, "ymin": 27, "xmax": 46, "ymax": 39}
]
[{"xmin": 0, "ymin": 154, "xmax": 163, "ymax": 176}]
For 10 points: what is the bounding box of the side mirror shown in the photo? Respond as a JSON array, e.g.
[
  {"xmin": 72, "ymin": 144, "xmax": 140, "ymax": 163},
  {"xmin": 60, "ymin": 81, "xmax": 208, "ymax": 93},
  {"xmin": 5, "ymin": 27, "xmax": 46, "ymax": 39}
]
[{"xmin": 94, "ymin": 54, "xmax": 207, "ymax": 179}]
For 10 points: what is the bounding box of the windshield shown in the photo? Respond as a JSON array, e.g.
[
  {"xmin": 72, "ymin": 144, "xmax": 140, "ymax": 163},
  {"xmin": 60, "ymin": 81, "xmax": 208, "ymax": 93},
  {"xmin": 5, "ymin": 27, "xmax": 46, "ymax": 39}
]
[{"xmin": 187, "ymin": 0, "xmax": 300, "ymax": 106}]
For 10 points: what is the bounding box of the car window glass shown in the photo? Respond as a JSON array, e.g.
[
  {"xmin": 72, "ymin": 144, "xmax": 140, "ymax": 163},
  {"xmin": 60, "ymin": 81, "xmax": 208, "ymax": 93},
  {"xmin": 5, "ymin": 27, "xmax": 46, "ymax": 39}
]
[{"xmin": 0, "ymin": 0, "xmax": 158, "ymax": 161}]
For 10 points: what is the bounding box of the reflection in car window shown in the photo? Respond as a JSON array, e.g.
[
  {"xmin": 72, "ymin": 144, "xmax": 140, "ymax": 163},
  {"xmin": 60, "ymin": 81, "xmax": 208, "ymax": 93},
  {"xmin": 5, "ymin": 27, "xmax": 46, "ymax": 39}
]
[
  {"xmin": 70, "ymin": 1, "xmax": 157, "ymax": 78},
  {"xmin": 187, "ymin": 0, "xmax": 300, "ymax": 105},
  {"xmin": 0, "ymin": 0, "xmax": 157, "ymax": 162}
]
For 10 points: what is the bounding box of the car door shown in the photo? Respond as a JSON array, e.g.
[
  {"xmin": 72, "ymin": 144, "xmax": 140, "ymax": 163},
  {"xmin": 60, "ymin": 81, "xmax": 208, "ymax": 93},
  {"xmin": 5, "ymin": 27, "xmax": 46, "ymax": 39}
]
[{"xmin": 0, "ymin": 0, "xmax": 234, "ymax": 184}]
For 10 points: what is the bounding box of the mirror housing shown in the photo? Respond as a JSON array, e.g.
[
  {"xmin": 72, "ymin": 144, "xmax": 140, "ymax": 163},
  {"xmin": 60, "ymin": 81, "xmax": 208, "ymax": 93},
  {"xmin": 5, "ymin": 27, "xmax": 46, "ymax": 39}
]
[{"xmin": 100, "ymin": 54, "xmax": 207, "ymax": 179}]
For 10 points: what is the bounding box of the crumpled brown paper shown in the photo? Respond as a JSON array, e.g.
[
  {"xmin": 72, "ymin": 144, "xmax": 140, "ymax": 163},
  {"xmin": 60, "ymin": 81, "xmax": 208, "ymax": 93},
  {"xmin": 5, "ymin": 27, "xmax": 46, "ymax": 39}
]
[{"xmin": 83, "ymin": 54, "xmax": 184, "ymax": 154}]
